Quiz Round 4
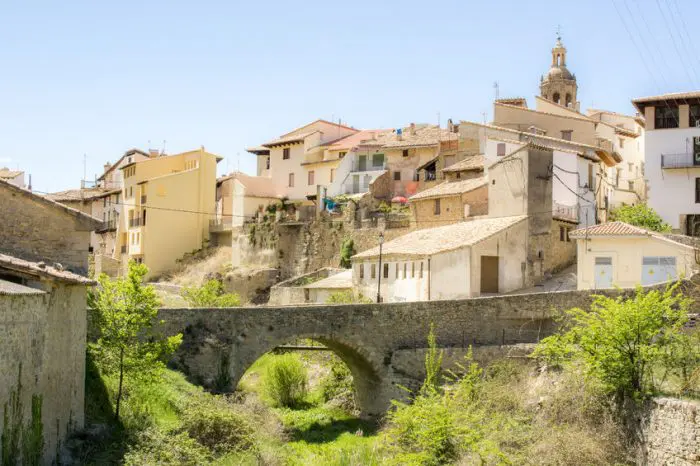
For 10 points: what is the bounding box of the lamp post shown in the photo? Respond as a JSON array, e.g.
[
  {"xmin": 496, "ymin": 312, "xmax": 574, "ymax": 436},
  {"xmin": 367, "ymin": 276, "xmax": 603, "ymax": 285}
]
[{"xmin": 377, "ymin": 231, "xmax": 384, "ymax": 303}]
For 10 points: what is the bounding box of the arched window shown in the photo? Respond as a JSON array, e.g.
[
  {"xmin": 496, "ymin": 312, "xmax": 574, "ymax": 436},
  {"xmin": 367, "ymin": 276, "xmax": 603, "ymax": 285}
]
[
  {"xmin": 565, "ymin": 93, "xmax": 572, "ymax": 107},
  {"xmin": 552, "ymin": 92, "xmax": 560, "ymax": 104},
  {"xmin": 556, "ymin": 54, "xmax": 561, "ymax": 66}
]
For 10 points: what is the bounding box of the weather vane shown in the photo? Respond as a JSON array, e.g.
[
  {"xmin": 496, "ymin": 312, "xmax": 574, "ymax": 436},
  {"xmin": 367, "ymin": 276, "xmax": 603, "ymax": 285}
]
[{"xmin": 556, "ymin": 25, "xmax": 562, "ymax": 41}]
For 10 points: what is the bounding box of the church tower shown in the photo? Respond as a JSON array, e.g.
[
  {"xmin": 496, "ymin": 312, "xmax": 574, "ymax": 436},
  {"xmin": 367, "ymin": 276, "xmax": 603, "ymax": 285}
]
[{"xmin": 540, "ymin": 35, "xmax": 578, "ymax": 110}]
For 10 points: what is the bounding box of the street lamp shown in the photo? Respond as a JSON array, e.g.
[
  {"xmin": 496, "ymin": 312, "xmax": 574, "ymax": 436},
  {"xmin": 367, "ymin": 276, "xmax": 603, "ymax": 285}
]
[{"xmin": 377, "ymin": 231, "xmax": 385, "ymax": 303}]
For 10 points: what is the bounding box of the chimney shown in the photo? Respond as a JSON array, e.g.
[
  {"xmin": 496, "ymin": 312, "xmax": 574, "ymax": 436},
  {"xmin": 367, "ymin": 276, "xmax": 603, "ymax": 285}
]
[
  {"xmin": 27, "ymin": 174, "xmax": 32, "ymax": 191},
  {"xmin": 447, "ymin": 119, "xmax": 454, "ymax": 133},
  {"xmin": 409, "ymin": 123, "xmax": 416, "ymax": 135}
]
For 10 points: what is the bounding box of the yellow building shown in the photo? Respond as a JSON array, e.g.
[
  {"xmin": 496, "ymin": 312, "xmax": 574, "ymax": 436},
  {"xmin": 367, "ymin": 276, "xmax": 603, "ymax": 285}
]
[
  {"xmin": 569, "ymin": 221, "xmax": 697, "ymax": 290},
  {"xmin": 113, "ymin": 147, "xmax": 221, "ymax": 277}
]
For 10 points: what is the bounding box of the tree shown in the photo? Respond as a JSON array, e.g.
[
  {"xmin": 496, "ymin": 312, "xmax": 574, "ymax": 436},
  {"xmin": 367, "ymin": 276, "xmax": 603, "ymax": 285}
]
[
  {"xmin": 339, "ymin": 238, "xmax": 355, "ymax": 269},
  {"xmin": 88, "ymin": 261, "xmax": 182, "ymax": 420},
  {"xmin": 608, "ymin": 203, "xmax": 671, "ymax": 232},
  {"xmin": 533, "ymin": 283, "xmax": 695, "ymax": 401},
  {"xmin": 181, "ymin": 280, "xmax": 241, "ymax": 308},
  {"xmin": 326, "ymin": 290, "xmax": 372, "ymax": 304}
]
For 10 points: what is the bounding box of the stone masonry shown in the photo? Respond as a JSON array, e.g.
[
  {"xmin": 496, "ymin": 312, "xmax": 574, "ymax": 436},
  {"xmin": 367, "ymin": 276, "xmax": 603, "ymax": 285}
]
[{"xmin": 641, "ymin": 397, "xmax": 700, "ymax": 465}]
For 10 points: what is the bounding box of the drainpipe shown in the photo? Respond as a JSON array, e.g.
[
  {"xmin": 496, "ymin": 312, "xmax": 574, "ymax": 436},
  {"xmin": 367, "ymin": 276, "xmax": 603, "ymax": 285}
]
[{"xmin": 427, "ymin": 258, "xmax": 431, "ymax": 301}]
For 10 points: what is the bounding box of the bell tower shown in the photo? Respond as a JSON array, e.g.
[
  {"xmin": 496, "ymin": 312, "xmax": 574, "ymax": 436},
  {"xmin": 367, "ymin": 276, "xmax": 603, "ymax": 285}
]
[{"xmin": 540, "ymin": 34, "xmax": 579, "ymax": 110}]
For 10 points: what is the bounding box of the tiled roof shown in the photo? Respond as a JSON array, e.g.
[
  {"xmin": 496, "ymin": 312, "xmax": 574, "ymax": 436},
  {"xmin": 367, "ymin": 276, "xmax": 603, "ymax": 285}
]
[
  {"xmin": 0, "ymin": 252, "xmax": 95, "ymax": 285},
  {"xmin": 323, "ymin": 130, "xmax": 390, "ymax": 151},
  {"xmin": 353, "ymin": 215, "xmax": 527, "ymax": 259},
  {"xmin": 568, "ymin": 221, "xmax": 651, "ymax": 238},
  {"xmin": 0, "ymin": 278, "xmax": 45, "ymax": 296},
  {"xmin": 0, "ymin": 168, "xmax": 23, "ymax": 179},
  {"xmin": 245, "ymin": 146, "xmax": 270, "ymax": 155},
  {"xmin": 45, "ymin": 188, "xmax": 112, "ymax": 202},
  {"xmin": 410, "ymin": 177, "xmax": 487, "ymax": 201},
  {"xmin": 261, "ymin": 130, "xmax": 320, "ymax": 148},
  {"xmin": 380, "ymin": 125, "xmax": 459, "ymax": 149},
  {"xmin": 441, "ymin": 155, "xmax": 485, "ymax": 173},
  {"xmin": 279, "ymin": 119, "xmax": 357, "ymax": 138},
  {"xmin": 303, "ymin": 269, "xmax": 353, "ymax": 289}
]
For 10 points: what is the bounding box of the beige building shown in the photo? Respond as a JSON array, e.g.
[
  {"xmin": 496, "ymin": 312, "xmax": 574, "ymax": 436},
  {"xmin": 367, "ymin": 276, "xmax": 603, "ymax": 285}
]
[
  {"xmin": 0, "ymin": 179, "xmax": 99, "ymax": 463},
  {"xmin": 409, "ymin": 177, "xmax": 488, "ymax": 227},
  {"xmin": 113, "ymin": 147, "xmax": 220, "ymax": 278},
  {"xmin": 569, "ymin": 221, "xmax": 697, "ymax": 290}
]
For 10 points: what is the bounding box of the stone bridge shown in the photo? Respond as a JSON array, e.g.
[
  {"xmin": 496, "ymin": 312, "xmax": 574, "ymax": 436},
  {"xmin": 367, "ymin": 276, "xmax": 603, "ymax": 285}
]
[{"xmin": 158, "ymin": 288, "xmax": 616, "ymax": 416}]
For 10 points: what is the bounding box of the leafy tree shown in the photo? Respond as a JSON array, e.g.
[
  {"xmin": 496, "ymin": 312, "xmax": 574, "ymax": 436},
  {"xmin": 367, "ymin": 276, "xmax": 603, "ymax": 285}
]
[
  {"xmin": 89, "ymin": 261, "xmax": 183, "ymax": 420},
  {"xmin": 608, "ymin": 203, "xmax": 671, "ymax": 232},
  {"xmin": 181, "ymin": 280, "xmax": 241, "ymax": 308},
  {"xmin": 326, "ymin": 290, "xmax": 372, "ymax": 304},
  {"xmin": 339, "ymin": 238, "xmax": 355, "ymax": 268},
  {"xmin": 533, "ymin": 283, "xmax": 695, "ymax": 401}
]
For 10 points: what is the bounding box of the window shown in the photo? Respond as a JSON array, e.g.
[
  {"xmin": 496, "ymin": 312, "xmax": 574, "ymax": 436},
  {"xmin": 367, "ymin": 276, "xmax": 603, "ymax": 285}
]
[
  {"xmin": 395, "ymin": 263, "xmax": 399, "ymax": 278},
  {"xmin": 628, "ymin": 180, "xmax": 634, "ymax": 191},
  {"xmin": 559, "ymin": 226, "xmax": 565, "ymax": 241},
  {"xmin": 142, "ymin": 209, "xmax": 146, "ymax": 226},
  {"xmin": 411, "ymin": 262, "xmax": 415, "ymax": 278},
  {"xmin": 587, "ymin": 164, "xmax": 594, "ymax": 190},
  {"xmin": 339, "ymin": 151, "xmax": 347, "ymax": 158},
  {"xmin": 420, "ymin": 262, "xmax": 424, "ymax": 278},
  {"xmin": 359, "ymin": 264, "xmax": 364, "ymax": 279},
  {"xmin": 619, "ymin": 138, "xmax": 624, "ymax": 148},
  {"xmin": 308, "ymin": 171, "xmax": 315, "ymax": 185},
  {"xmin": 496, "ymin": 143, "xmax": 506, "ymax": 157},
  {"xmin": 371, "ymin": 264, "xmax": 376, "ymax": 279},
  {"xmin": 283, "ymin": 148, "xmax": 291, "ymax": 159},
  {"xmin": 403, "ymin": 263, "xmax": 407, "ymax": 279},
  {"xmin": 641, "ymin": 162, "xmax": 645, "ymax": 175},
  {"xmin": 372, "ymin": 153, "xmax": 384, "ymax": 167},
  {"xmin": 456, "ymin": 172, "xmax": 461, "ymax": 179},
  {"xmin": 402, "ymin": 149, "xmax": 409, "ymax": 157},
  {"xmin": 383, "ymin": 263, "xmax": 389, "ymax": 279},
  {"xmin": 330, "ymin": 169, "xmax": 335, "ymax": 183},
  {"xmin": 628, "ymin": 162, "xmax": 633, "ymax": 172},
  {"xmin": 691, "ymin": 104, "xmax": 700, "ymax": 127},
  {"xmin": 434, "ymin": 198, "xmax": 441, "ymax": 215},
  {"xmin": 129, "ymin": 186, "xmax": 133, "ymax": 198},
  {"xmin": 566, "ymin": 228, "xmax": 571, "ymax": 242},
  {"xmin": 616, "ymin": 168, "xmax": 621, "ymax": 187},
  {"xmin": 103, "ymin": 197, "xmax": 107, "ymax": 207},
  {"xmin": 393, "ymin": 171, "xmax": 401, "ymax": 181},
  {"xmin": 695, "ymin": 178, "xmax": 700, "ymax": 203},
  {"xmin": 561, "ymin": 130, "xmax": 572, "ymax": 141},
  {"xmin": 655, "ymin": 105, "xmax": 679, "ymax": 129},
  {"xmin": 288, "ymin": 173, "xmax": 295, "ymax": 187},
  {"xmin": 266, "ymin": 156, "xmax": 270, "ymax": 169}
]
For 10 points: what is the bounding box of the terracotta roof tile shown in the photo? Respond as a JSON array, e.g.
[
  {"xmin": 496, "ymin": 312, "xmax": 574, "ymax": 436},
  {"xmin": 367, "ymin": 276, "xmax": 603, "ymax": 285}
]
[
  {"xmin": 303, "ymin": 269, "xmax": 353, "ymax": 289},
  {"xmin": 0, "ymin": 252, "xmax": 95, "ymax": 285},
  {"xmin": 352, "ymin": 215, "xmax": 527, "ymax": 259},
  {"xmin": 568, "ymin": 221, "xmax": 651, "ymax": 238},
  {"xmin": 45, "ymin": 188, "xmax": 113, "ymax": 202},
  {"xmin": 410, "ymin": 177, "xmax": 487, "ymax": 201},
  {"xmin": 441, "ymin": 155, "xmax": 485, "ymax": 173},
  {"xmin": 261, "ymin": 130, "xmax": 320, "ymax": 148}
]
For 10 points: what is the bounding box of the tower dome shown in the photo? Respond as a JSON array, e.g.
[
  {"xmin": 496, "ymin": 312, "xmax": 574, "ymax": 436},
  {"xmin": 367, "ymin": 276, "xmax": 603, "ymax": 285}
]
[{"xmin": 540, "ymin": 35, "xmax": 578, "ymax": 109}]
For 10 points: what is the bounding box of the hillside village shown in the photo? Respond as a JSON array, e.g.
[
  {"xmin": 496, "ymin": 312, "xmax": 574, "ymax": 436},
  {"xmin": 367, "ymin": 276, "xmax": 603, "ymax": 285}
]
[{"xmin": 1, "ymin": 35, "xmax": 699, "ymax": 465}]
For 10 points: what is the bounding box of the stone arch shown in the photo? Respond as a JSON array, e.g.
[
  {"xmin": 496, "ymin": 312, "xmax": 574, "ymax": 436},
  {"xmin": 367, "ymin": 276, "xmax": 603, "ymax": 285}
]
[
  {"xmin": 229, "ymin": 333, "xmax": 390, "ymax": 417},
  {"xmin": 552, "ymin": 92, "xmax": 560, "ymax": 104},
  {"xmin": 565, "ymin": 93, "xmax": 572, "ymax": 107}
]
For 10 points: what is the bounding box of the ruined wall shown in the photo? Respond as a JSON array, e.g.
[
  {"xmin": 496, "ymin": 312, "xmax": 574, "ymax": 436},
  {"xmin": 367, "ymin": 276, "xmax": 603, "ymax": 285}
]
[
  {"xmin": 641, "ymin": 398, "xmax": 699, "ymax": 465},
  {"xmin": 0, "ymin": 186, "xmax": 93, "ymax": 274},
  {"xmin": 0, "ymin": 282, "xmax": 87, "ymax": 463}
]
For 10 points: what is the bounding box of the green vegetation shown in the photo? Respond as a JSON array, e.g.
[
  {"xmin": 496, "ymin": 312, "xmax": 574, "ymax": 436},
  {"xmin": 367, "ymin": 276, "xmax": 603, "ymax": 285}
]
[
  {"xmin": 2, "ymin": 366, "xmax": 43, "ymax": 466},
  {"xmin": 263, "ymin": 354, "xmax": 308, "ymax": 408},
  {"xmin": 609, "ymin": 202, "xmax": 671, "ymax": 232},
  {"xmin": 339, "ymin": 239, "xmax": 355, "ymax": 268},
  {"xmin": 534, "ymin": 282, "xmax": 699, "ymax": 401},
  {"xmin": 326, "ymin": 290, "xmax": 372, "ymax": 304},
  {"xmin": 181, "ymin": 279, "xmax": 241, "ymax": 308},
  {"xmin": 89, "ymin": 262, "xmax": 183, "ymax": 420}
]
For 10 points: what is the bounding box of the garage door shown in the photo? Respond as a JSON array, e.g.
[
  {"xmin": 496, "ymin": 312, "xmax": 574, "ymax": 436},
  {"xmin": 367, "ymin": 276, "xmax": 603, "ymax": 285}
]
[{"xmin": 642, "ymin": 257, "xmax": 677, "ymax": 286}]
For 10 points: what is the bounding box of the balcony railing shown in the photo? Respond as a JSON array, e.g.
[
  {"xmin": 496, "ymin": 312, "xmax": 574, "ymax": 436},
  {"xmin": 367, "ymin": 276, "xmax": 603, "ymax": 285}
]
[
  {"xmin": 129, "ymin": 217, "xmax": 142, "ymax": 228},
  {"xmin": 553, "ymin": 203, "xmax": 579, "ymax": 223},
  {"xmin": 661, "ymin": 152, "xmax": 700, "ymax": 169},
  {"xmin": 351, "ymin": 161, "xmax": 386, "ymax": 172},
  {"xmin": 96, "ymin": 219, "xmax": 117, "ymax": 233},
  {"xmin": 209, "ymin": 217, "xmax": 234, "ymax": 232}
]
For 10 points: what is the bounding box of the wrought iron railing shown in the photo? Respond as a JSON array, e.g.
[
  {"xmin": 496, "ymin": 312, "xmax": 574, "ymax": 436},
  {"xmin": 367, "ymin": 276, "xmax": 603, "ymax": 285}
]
[
  {"xmin": 661, "ymin": 152, "xmax": 700, "ymax": 169},
  {"xmin": 96, "ymin": 219, "xmax": 117, "ymax": 233},
  {"xmin": 129, "ymin": 217, "xmax": 142, "ymax": 228}
]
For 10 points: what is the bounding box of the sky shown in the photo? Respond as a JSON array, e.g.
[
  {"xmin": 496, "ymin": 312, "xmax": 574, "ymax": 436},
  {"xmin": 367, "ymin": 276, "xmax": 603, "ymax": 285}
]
[{"xmin": 2, "ymin": 0, "xmax": 700, "ymax": 193}]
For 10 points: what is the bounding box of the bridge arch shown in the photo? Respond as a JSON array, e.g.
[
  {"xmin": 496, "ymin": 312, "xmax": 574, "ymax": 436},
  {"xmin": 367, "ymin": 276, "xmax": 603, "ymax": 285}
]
[{"xmin": 229, "ymin": 332, "xmax": 390, "ymax": 416}]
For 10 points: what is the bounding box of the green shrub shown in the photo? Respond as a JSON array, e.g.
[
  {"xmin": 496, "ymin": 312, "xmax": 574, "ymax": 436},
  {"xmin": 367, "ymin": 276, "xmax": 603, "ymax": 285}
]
[
  {"xmin": 326, "ymin": 290, "xmax": 372, "ymax": 304},
  {"xmin": 339, "ymin": 239, "xmax": 355, "ymax": 268},
  {"xmin": 123, "ymin": 428, "xmax": 212, "ymax": 466},
  {"xmin": 321, "ymin": 356, "xmax": 355, "ymax": 410},
  {"xmin": 263, "ymin": 354, "xmax": 308, "ymax": 408},
  {"xmin": 181, "ymin": 402, "xmax": 257, "ymax": 454},
  {"xmin": 181, "ymin": 280, "xmax": 241, "ymax": 308},
  {"xmin": 609, "ymin": 202, "xmax": 671, "ymax": 232}
]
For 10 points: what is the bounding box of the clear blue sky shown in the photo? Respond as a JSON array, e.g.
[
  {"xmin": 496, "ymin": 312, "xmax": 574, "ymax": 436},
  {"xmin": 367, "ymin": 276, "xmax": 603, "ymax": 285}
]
[{"xmin": 2, "ymin": 0, "xmax": 700, "ymax": 193}]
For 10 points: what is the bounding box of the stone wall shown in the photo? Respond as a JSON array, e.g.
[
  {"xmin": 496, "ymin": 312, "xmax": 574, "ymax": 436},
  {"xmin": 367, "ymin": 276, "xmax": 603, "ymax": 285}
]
[
  {"xmin": 0, "ymin": 184, "xmax": 95, "ymax": 274},
  {"xmin": 0, "ymin": 282, "xmax": 87, "ymax": 463},
  {"xmin": 94, "ymin": 253, "xmax": 121, "ymax": 277},
  {"xmin": 641, "ymin": 397, "xmax": 699, "ymax": 465}
]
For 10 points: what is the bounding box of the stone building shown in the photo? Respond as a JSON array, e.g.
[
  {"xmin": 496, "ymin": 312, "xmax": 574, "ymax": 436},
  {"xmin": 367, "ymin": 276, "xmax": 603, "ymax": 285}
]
[
  {"xmin": 409, "ymin": 177, "xmax": 488, "ymax": 228},
  {"xmin": 0, "ymin": 179, "xmax": 99, "ymax": 463},
  {"xmin": 540, "ymin": 35, "xmax": 578, "ymax": 110}
]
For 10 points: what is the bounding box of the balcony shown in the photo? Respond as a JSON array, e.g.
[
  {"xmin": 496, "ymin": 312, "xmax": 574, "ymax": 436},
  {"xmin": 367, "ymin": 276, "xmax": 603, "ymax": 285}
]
[
  {"xmin": 351, "ymin": 161, "xmax": 386, "ymax": 173},
  {"xmin": 129, "ymin": 217, "xmax": 143, "ymax": 228},
  {"xmin": 209, "ymin": 217, "xmax": 234, "ymax": 232},
  {"xmin": 661, "ymin": 152, "xmax": 700, "ymax": 169},
  {"xmin": 96, "ymin": 219, "xmax": 117, "ymax": 233},
  {"xmin": 553, "ymin": 203, "xmax": 579, "ymax": 223}
]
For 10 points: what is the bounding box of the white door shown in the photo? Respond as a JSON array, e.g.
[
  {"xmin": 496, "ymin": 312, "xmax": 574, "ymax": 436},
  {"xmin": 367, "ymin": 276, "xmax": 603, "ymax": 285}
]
[
  {"xmin": 594, "ymin": 257, "xmax": 613, "ymax": 289},
  {"xmin": 642, "ymin": 256, "xmax": 677, "ymax": 286}
]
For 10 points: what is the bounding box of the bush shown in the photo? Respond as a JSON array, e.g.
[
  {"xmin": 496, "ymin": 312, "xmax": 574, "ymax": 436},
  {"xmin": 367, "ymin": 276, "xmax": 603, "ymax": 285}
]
[
  {"xmin": 181, "ymin": 280, "xmax": 241, "ymax": 308},
  {"xmin": 123, "ymin": 429, "xmax": 212, "ymax": 466},
  {"xmin": 181, "ymin": 401, "xmax": 257, "ymax": 454},
  {"xmin": 326, "ymin": 290, "xmax": 372, "ymax": 304},
  {"xmin": 339, "ymin": 239, "xmax": 355, "ymax": 269},
  {"xmin": 263, "ymin": 354, "xmax": 308, "ymax": 408},
  {"xmin": 320, "ymin": 356, "xmax": 355, "ymax": 410}
]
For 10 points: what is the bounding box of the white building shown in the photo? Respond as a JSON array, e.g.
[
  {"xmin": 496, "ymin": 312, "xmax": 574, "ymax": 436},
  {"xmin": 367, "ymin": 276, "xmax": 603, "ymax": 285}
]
[
  {"xmin": 633, "ymin": 91, "xmax": 700, "ymax": 234},
  {"xmin": 0, "ymin": 167, "xmax": 26, "ymax": 188}
]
